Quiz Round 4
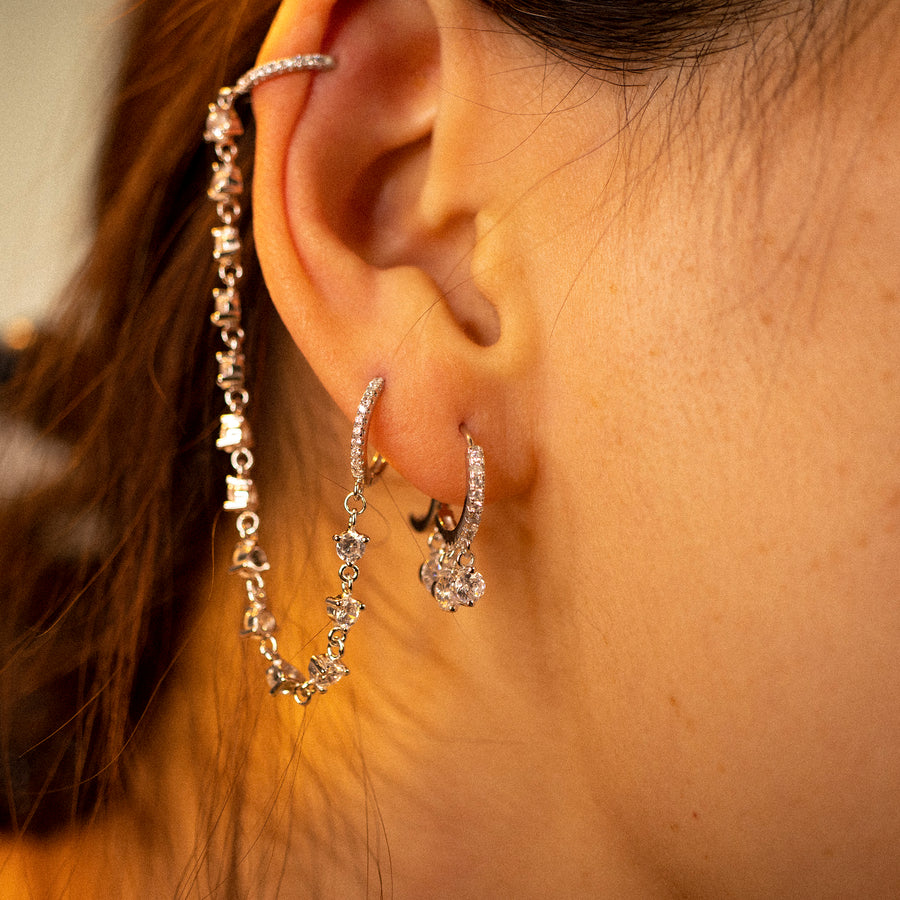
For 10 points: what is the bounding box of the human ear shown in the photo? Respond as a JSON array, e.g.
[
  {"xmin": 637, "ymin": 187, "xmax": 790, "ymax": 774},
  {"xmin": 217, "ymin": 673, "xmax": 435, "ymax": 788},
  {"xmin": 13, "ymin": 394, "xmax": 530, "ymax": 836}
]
[{"xmin": 251, "ymin": 0, "xmax": 538, "ymax": 502}]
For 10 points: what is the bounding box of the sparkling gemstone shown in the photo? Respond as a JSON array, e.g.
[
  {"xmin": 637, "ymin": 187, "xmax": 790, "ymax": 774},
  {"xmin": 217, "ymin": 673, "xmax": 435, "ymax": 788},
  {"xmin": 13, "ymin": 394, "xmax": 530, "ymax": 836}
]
[
  {"xmin": 211, "ymin": 286, "xmax": 241, "ymax": 326},
  {"xmin": 229, "ymin": 538, "xmax": 270, "ymax": 576},
  {"xmin": 308, "ymin": 654, "xmax": 349, "ymax": 687},
  {"xmin": 420, "ymin": 553, "xmax": 442, "ymax": 592},
  {"xmin": 326, "ymin": 594, "xmax": 363, "ymax": 627},
  {"xmin": 217, "ymin": 412, "xmax": 249, "ymax": 450},
  {"xmin": 433, "ymin": 570, "xmax": 459, "ymax": 612},
  {"xmin": 266, "ymin": 659, "xmax": 301, "ymax": 693},
  {"xmin": 208, "ymin": 160, "xmax": 243, "ymax": 201},
  {"xmin": 212, "ymin": 226, "xmax": 240, "ymax": 260},
  {"xmin": 241, "ymin": 606, "xmax": 276, "ymax": 636},
  {"xmin": 224, "ymin": 474, "xmax": 256, "ymax": 511},
  {"xmin": 204, "ymin": 103, "xmax": 243, "ymax": 142},
  {"xmin": 333, "ymin": 529, "xmax": 369, "ymax": 563},
  {"xmin": 453, "ymin": 566, "xmax": 485, "ymax": 607},
  {"xmin": 216, "ymin": 349, "xmax": 245, "ymax": 388}
]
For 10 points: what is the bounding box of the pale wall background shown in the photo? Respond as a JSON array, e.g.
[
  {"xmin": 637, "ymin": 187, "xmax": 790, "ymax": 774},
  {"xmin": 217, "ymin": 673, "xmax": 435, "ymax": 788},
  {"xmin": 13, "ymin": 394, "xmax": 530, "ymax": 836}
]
[{"xmin": 2, "ymin": 0, "xmax": 122, "ymax": 329}]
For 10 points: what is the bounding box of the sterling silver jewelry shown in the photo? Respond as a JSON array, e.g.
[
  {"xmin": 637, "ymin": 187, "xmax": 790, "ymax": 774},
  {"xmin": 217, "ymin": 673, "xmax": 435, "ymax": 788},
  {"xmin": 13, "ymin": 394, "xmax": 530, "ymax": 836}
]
[
  {"xmin": 411, "ymin": 432, "xmax": 486, "ymax": 611},
  {"xmin": 205, "ymin": 54, "xmax": 396, "ymax": 706}
]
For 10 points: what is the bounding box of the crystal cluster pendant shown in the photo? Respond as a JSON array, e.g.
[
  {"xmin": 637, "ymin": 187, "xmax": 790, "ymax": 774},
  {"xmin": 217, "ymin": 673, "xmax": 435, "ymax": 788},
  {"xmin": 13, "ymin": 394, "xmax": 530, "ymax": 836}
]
[{"xmin": 414, "ymin": 436, "xmax": 486, "ymax": 612}]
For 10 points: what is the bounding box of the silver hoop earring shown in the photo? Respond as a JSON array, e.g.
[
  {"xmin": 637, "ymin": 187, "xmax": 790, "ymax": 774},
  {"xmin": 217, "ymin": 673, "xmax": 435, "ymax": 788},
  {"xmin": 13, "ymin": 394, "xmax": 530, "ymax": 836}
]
[{"xmin": 411, "ymin": 432, "xmax": 486, "ymax": 612}]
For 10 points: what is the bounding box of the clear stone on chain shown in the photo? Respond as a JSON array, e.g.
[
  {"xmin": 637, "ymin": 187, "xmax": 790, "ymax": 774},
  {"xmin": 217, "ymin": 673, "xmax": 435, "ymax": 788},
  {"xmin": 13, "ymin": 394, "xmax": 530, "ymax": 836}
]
[
  {"xmin": 333, "ymin": 528, "xmax": 369, "ymax": 563},
  {"xmin": 453, "ymin": 566, "xmax": 485, "ymax": 607},
  {"xmin": 266, "ymin": 659, "xmax": 301, "ymax": 693},
  {"xmin": 204, "ymin": 103, "xmax": 243, "ymax": 142},
  {"xmin": 224, "ymin": 474, "xmax": 256, "ymax": 511},
  {"xmin": 208, "ymin": 160, "xmax": 243, "ymax": 201},
  {"xmin": 217, "ymin": 412, "xmax": 250, "ymax": 451},
  {"xmin": 212, "ymin": 226, "xmax": 240, "ymax": 260},
  {"xmin": 309, "ymin": 654, "xmax": 349, "ymax": 687},
  {"xmin": 216, "ymin": 349, "xmax": 245, "ymax": 388},
  {"xmin": 242, "ymin": 606, "xmax": 276, "ymax": 636},
  {"xmin": 326, "ymin": 594, "xmax": 363, "ymax": 627},
  {"xmin": 229, "ymin": 538, "xmax": 270, "ymax": 576},
  {"xmin": 211, "ymin": 286, "xmax": 241, "ymax": 326}
]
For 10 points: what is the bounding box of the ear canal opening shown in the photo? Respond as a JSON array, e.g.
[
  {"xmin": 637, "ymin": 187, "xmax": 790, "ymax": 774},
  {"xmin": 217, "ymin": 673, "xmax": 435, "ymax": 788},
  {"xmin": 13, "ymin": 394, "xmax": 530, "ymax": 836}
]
[{"xmin": 343, "ymin": 138, "xmax": 501, "ymax": 348}]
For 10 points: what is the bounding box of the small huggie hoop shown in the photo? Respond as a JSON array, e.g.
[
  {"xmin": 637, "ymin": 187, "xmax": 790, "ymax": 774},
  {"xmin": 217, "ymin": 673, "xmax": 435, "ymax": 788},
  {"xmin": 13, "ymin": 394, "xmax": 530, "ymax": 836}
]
[
  {"xmin": 350, "ymin": 377, "xmax": 388, "ymax": 485},
  {"xmin": 411, "ymin": 428, "xmax": 487, "ymax": 612},
  {"xmin": 435, "ymin": 430, "xmax": 485, "ymax": 555}
]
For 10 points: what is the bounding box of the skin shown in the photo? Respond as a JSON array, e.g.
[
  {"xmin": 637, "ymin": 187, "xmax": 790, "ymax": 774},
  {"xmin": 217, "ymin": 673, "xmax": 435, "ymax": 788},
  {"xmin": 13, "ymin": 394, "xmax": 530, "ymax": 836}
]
[
  {"xmin": 4, "ymin": 0, "xmax": 898, "ymax": 896},
  {"xmin": 248, "ymin": 0, "xmax": 900, "ymax": 894}
]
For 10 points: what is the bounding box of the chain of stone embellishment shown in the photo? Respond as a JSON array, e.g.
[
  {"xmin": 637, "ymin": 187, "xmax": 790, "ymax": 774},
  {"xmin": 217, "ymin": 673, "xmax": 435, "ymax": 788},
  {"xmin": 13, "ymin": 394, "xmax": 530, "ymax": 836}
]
[
  {"xmin": 415, "ymin": 434, "xmax": 486, "ymax": 612},
  {"xmin": 203, "ymin": 54, "xmax": 391, "ymax": 706}
]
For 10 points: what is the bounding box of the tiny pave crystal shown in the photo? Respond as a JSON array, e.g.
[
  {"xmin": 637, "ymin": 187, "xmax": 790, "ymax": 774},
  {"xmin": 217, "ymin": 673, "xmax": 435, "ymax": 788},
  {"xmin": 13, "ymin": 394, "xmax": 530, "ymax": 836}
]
[
  {"xmin": 309, "ymin": 654, "xmax": 349, "ymax": 688},
  {"xmin": 334, "ymin": 529, "xmax": 369, "ymax": 563},
  {"xmin": 350, "ymin": 377, "xmax": 384, "ymax": 481},
  {"xmin": 326, "ymin": 594, "xmax": 363, "ymax": 627}
]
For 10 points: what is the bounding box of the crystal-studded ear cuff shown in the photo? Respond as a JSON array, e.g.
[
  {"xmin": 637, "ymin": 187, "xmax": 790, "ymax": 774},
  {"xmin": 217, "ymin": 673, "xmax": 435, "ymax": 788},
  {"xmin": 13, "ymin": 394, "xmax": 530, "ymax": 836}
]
[
  {"xmin": 411, "ymin": 432, "xmax": 486, "ymax": 611},
  {"xmin": 205, "ymin": 54, "xmax": 400, "ymax": 707}
]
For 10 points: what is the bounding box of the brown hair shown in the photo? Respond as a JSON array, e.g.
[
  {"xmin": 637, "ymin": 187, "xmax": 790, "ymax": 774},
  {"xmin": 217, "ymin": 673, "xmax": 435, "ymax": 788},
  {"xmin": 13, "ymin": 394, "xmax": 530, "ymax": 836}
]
[{"xmin": 0, "ymin": 0, "xmax": 282, "ymax": 834}]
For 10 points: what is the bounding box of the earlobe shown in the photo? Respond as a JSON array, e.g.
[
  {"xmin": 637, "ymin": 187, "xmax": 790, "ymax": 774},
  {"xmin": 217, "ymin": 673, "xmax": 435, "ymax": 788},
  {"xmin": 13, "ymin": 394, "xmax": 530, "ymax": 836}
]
[{"xmin": 252, "ymin": 0, "xmax": 537, "ymax": 503}]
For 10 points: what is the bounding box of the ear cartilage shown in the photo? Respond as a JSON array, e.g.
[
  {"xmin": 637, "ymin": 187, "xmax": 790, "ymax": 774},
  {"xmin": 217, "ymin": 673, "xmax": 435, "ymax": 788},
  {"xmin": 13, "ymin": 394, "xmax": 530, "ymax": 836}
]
[
  {"xmin": 205, "ymin": 56, "xmax": 395, "ymax": 707},
  {"xmin": 411, "ymin": 431, "xmax": 486, "ymax": 612}
]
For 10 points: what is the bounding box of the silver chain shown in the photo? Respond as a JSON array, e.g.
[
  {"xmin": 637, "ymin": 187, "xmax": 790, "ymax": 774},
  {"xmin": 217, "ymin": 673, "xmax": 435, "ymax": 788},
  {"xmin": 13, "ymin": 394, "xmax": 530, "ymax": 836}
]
[{"xmin": 204, "ymin": 55, "xmax": 377, "ymax": 706}]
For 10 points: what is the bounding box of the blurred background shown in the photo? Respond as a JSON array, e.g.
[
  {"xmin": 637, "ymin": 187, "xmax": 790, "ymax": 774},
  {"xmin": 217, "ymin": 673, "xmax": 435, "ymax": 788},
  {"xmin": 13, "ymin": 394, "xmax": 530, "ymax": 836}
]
[{"xmin": 1, "ymin": 0, "xmax": 121, "ymax": 340}]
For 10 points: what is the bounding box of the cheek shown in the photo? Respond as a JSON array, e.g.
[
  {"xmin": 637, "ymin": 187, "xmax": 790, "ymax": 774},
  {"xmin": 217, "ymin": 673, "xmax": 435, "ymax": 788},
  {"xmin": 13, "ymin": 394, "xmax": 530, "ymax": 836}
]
[
  {"xmin": 546, "ymin": 265, "xmax": 900, "ymax": 891},
  {"xmin": 525, "ymin": 113, "xmax": 900, "ymax": 893}
]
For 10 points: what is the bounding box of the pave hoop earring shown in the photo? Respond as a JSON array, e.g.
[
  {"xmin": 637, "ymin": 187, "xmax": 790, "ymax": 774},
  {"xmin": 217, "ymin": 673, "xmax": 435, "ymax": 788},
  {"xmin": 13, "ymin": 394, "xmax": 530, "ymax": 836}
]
[
  {"xmin": 411, "ymin": 432, "xmax": 486, "ymax": 611},
  {"xmin": 205, "ymin": 54, "xmax": 396, "ymax": 706}
]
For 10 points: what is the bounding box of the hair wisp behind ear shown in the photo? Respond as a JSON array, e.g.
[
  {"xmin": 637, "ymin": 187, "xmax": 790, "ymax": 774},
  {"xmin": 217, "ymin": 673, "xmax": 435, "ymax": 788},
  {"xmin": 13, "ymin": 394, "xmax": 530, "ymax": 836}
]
[{"xmin": 480, "ymin": 0, "xmax": 801, "ymax": 75}]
